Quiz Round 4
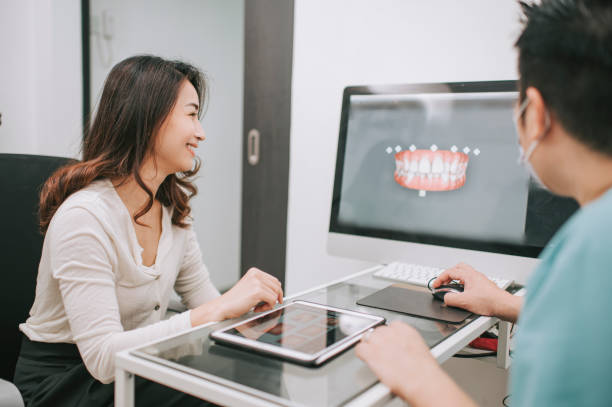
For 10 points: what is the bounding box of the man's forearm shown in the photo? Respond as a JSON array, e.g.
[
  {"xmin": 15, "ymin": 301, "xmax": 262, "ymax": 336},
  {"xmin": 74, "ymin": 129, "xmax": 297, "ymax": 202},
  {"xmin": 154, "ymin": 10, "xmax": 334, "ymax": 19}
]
[
  {"xmin": 401, "ymin": 366, "xmax": 477, "ymax": 407},
  {"xmin": 493, "ymin": 292, "xmax": 523, "ymax": 323}
]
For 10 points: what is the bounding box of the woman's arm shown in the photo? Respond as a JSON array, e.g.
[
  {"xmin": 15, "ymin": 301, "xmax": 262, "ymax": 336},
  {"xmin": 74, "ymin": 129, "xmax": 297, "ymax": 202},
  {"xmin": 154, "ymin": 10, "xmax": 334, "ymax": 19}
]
[
  {"xmin": 174, "ymin": 227, "xmax": 221, "ymax": 309},
  {"xmin": 176, "ymin": 227, "xmax": 284, "ymax": 327}
]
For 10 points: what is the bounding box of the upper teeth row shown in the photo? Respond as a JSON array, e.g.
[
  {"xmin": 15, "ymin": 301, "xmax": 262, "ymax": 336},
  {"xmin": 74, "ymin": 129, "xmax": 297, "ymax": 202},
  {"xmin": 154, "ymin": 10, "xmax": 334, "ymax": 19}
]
[
  {"xmin": 386, "ymin": 145, "xmax": 481, "ymax": 156},
  {"xmin": 395, "ymin": 156, "xmax": 467, "ymax": 176}
]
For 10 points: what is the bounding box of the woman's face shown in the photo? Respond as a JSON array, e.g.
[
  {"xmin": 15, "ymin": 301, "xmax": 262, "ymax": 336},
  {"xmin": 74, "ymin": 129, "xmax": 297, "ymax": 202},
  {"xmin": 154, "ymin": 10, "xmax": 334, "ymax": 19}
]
[{"xmin": 153, "ymin": 80, "xmax": 205, "ymax": 174}]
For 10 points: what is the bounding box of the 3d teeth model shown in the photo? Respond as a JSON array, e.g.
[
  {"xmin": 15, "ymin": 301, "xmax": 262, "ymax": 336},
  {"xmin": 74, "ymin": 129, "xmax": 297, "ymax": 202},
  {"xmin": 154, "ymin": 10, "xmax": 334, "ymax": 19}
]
[{"xmin": 389, "ymin": 144, "xmax": 477, "ymax": 195}]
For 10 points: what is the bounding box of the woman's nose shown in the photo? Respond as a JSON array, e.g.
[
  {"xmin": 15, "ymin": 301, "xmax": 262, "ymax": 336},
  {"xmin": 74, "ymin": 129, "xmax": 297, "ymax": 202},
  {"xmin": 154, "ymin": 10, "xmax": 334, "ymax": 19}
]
[{"xmin": 196, "ymin": 123, "xmax": 206, "ymax": 141}]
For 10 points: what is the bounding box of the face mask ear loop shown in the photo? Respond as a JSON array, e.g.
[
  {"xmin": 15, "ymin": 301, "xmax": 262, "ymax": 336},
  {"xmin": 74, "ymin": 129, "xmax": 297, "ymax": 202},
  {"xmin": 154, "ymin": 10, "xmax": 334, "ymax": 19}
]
[
  {"xmin": 521, "ymin": 103, "xmax": 552, "ymax": 163},
  {"xmin": 523, "ymin": 138, "xmax": 540, "ymax": 163},
  {"xmin": 525, "ymin": 109, "xmax": 551, "ymax": 161},
  {"xmin": 514, "ymin": 98, "xmax": 530, "ymax": 125}
]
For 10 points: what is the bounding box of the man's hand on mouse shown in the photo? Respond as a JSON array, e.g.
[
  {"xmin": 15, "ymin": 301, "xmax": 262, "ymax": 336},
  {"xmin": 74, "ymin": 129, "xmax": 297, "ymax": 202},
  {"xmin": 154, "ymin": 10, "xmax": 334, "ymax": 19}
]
[{"xmin": 432, "ymin": 263, "xmax": 505, "ymax": 316}]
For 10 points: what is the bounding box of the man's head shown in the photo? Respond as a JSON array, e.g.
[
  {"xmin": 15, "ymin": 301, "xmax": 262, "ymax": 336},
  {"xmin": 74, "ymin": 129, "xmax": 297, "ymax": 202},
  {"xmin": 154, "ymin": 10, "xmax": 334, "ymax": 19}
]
[{"xmin": 515, "ymin": 0, "xmax": 612, "ymax": 156}]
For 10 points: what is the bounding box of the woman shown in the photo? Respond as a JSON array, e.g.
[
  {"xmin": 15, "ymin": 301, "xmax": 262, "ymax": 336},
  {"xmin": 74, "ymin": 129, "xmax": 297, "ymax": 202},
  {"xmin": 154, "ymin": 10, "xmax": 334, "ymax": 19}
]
[
  {"xmin": 14, "ymin": 55, "xmax": 283, "ymax": 406},
  {"xmin": 355, "ymin": 1, "xmax": 612, "ymax": 405}
]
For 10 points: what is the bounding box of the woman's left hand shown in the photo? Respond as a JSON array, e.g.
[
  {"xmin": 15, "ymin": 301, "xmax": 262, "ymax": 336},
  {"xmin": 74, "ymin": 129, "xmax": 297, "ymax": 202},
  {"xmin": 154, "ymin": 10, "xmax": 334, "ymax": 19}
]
[{"xmin": 190, "ymin": 267, "xmax": 283, "ymax": 326}]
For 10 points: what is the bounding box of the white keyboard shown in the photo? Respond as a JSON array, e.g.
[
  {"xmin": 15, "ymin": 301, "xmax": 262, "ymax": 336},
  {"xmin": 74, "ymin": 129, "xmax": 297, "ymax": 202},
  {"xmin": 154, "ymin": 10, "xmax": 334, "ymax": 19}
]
[{"xmin": 373, "ymin": 262, "xmax": 512, "ymax": 290}]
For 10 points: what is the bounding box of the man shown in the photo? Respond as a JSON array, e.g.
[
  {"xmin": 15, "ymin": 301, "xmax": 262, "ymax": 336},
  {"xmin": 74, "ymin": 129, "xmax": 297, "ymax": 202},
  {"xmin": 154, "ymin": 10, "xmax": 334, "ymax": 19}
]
[{"xmin": 356, "ymin": 1, "xmax": 612, "ymax": 405}]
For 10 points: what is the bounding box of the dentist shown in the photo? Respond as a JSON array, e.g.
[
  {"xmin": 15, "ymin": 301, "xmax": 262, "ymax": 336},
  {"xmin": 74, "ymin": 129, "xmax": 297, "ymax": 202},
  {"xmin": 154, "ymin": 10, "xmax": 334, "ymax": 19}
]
[{"xmin": 356, "ymin": 1, "xmax": 612, "ymax": 406}]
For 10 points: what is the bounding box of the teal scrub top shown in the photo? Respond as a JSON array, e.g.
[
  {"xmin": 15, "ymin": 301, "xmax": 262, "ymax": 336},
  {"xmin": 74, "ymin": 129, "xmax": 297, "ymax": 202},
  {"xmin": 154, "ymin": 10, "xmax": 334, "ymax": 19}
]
[{"xmin": 511, "ymin": 187, "xmax": 612, "ymax": 406}]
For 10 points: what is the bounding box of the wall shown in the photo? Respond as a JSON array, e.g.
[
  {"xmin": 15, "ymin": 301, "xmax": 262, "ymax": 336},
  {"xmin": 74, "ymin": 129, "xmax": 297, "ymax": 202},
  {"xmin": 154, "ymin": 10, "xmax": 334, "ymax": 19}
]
[
  {"xmin": 0, "ymin": 0, "xmax": 82, "ymax": 158},
  {"xmin": 0, "ymin": 0, "xmax": 243, "ymax": 290},
  {"xmin": 87, "ymin": 0, "xmax": 245, "ymax": 290},
  {"xmin": 286, "ymin": 0, "xmax": 523, "ymax": 294}
]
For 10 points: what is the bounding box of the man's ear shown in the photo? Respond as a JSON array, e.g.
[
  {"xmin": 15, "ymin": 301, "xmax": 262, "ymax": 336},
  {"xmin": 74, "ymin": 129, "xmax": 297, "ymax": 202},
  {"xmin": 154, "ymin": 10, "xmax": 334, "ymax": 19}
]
[{"xmin": 525, "ymin": 87, "xmax": 550, "ymax": 142}]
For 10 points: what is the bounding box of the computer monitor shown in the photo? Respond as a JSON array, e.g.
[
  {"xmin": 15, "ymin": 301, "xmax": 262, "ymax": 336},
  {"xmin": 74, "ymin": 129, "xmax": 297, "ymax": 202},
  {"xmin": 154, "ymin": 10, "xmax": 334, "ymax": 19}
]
[{"xmin": 327, "ymin": 81, "xmax": 579, "ymax": 283}]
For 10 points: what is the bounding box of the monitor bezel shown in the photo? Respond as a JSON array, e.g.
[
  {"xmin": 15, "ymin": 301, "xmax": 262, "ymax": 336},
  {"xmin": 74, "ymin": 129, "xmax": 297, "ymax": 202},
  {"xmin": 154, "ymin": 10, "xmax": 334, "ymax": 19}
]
[{"xmin": 329, "ymin": 80, "xmax": 544, "ymax": 259}]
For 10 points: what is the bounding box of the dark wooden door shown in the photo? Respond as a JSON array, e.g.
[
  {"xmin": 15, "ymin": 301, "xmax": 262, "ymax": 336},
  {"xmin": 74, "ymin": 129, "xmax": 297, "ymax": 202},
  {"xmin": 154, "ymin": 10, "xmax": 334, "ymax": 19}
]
[{"xmin": 241, "ymin": 0, "xmax": 294, "ymax": 287}]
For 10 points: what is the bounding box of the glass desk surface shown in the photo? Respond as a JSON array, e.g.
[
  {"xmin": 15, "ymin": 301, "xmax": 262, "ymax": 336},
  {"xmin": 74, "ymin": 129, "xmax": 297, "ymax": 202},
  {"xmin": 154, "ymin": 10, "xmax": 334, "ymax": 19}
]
[{"xmin": 131, "ymin": 272, "xmax": 481, "ymax": 406}]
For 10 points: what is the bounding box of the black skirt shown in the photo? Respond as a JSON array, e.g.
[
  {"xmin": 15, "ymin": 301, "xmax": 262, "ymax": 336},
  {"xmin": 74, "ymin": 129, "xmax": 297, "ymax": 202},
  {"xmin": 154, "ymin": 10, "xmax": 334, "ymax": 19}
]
[{"xmin": 14, "ymin": 335, "xmax": 213, "ymax": 407}]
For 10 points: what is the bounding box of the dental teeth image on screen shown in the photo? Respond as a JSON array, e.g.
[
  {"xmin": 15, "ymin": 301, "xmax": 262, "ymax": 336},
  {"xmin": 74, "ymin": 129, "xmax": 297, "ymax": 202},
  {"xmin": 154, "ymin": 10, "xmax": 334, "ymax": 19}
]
[{"xmin": 393, "ymin": 146, "xmax": 470, "ymax": 192}]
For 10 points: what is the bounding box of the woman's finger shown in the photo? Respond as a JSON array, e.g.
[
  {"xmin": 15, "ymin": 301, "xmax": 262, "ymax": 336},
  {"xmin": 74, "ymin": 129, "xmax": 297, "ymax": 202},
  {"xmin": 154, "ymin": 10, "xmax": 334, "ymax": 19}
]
[
  {"xmin": 257, "ymin": 273, "xmax": 283, "ymax": 302},
  {"xmin": 254, "ymin": 285, "xmax": 278, "ymax": 308},
  {"xmin": 259, "ymin": 271, "xmax": 282, "ymax": 288},
  {"xmin": 259, "ymin": 273, "xmax": 284, "ymax": 303},
  {"xmin": 260, "ymin": 272, "xmax": 282, "ymax": 293}
]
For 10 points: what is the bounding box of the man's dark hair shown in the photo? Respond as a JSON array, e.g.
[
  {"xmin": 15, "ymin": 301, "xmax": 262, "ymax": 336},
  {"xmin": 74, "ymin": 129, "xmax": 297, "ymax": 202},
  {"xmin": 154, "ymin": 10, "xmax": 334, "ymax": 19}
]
[{"xmin": 516, "ymin": 0, "xmax": 612, "ymax": 156}]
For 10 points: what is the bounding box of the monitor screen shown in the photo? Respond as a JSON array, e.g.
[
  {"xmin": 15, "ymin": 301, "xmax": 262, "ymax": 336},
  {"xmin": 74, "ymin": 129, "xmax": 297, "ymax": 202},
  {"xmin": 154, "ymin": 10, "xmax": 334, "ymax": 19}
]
[{"xmin": 330, "ymin": 81, "xmax": 579, "ymax": 258}]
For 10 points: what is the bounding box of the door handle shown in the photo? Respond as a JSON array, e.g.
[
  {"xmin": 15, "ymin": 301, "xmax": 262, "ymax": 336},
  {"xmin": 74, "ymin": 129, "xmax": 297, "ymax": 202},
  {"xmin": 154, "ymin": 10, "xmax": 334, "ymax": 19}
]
[{"xmin": 247, "ymin": 129, "xmax": 260, "ymax": 166}]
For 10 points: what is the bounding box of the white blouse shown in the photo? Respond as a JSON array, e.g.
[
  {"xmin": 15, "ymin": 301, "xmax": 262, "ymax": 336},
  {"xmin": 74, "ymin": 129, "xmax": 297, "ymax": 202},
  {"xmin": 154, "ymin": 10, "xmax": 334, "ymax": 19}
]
[{"xmin": 20, "ymin": 179, "xmax": 220, "ymax": 383}]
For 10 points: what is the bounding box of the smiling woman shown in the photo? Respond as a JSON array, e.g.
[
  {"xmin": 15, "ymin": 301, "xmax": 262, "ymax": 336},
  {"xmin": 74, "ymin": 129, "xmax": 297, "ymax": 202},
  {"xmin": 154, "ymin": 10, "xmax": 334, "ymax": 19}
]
[
  {"xmin": 14, "ymin": 55, "xmax": 283, "ymax": 407},
  {"xmin": 39, "ymin": 55, "xmax": 207, "ymax": 233},
  {"xmin": 154, "ymin": 80, "xmax": 206, "ymax": 175}
]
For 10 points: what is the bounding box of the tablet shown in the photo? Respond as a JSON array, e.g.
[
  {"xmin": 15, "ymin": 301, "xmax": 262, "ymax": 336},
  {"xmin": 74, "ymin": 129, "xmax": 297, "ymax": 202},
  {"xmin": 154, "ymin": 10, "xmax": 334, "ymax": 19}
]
[{"xmin": 210, "ymin": 301, "xmax": 385, "ymax": 366}]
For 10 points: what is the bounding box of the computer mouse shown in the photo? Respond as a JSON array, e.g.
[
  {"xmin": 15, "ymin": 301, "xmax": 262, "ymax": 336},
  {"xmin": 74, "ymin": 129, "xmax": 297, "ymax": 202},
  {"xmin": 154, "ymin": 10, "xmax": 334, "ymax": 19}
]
[{"xmin": 431, "ymin": 283, "xmax": 464, "ymax": 302}]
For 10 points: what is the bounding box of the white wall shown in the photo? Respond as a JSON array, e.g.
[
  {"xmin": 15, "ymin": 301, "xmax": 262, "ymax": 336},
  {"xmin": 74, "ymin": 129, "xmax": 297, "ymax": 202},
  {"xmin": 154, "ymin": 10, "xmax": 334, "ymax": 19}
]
[
  {"xmin": 0, "ymin": 0, "xmax": 82, "ymax": 158},
  {"xmin": 90, "ymin": 0, "xmax": 244, "ymax": 290},
  {"xmin": 286, "ymin": 0, "xmax": 523, "ymax": 294}
]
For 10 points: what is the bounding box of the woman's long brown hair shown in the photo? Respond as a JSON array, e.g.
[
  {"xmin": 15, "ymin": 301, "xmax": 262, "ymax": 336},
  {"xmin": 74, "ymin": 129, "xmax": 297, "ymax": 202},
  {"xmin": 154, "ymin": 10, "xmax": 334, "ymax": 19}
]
[{"xmin": 39, "ymin": 55, "xmax": 207, "ymax": 233}]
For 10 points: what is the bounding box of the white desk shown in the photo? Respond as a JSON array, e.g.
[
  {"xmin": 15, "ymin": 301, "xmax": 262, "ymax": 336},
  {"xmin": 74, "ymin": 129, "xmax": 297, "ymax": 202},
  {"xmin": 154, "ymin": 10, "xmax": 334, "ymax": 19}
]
[{"xmin": 115, "ymin": 266, "xmax": 517, "ymax": 406}]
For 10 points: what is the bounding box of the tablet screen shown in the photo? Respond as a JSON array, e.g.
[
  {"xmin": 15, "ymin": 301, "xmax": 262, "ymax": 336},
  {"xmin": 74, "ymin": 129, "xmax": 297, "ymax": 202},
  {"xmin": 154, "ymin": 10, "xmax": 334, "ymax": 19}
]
[{"xmin": 221, "ymin": 302, "xmax": 378, "ymax": 355}]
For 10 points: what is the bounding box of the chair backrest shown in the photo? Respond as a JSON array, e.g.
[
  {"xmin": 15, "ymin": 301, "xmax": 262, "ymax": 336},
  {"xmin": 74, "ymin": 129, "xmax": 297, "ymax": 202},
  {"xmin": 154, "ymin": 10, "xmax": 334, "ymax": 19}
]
[{"xmin": 0, "ymin": 154, "xmax": 74, "ymax": 381}]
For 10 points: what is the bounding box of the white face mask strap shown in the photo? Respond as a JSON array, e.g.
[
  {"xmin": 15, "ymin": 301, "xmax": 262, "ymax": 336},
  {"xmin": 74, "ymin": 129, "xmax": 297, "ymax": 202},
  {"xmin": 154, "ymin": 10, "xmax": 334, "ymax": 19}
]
[
  {"xmin": 514, "ymin": 98, "xmax": 530, "ymax": 124},
  {"xmin": 526, "ymin": 109, "xmax": 551, "ymax": 161},
  {"xmin": 523, "ymin": 138, "xmax": 540, "ymax": 162},
  {"xmin": 515, "ymin": 96, "xmax": 551, "ymax": 164},
  {"xmin": 515, "ymin": 97, "xmax": 551, "ymax": 131}
]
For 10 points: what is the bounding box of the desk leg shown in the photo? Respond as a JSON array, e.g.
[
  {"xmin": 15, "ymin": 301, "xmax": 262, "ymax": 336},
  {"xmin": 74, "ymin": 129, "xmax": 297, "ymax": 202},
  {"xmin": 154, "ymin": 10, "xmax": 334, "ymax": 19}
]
[
  {"xmin": 115, "ymin": 368, "xmax": 135, "ymax": 407},
  {"xmin": 496, "ymin": 321, "xmax": 511, "ymax": 369}
]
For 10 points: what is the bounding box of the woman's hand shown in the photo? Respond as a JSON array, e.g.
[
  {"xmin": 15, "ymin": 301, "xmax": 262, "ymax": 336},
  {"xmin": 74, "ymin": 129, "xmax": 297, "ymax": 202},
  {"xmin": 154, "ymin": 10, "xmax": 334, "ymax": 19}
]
[
  {"xmin": 433, "ymin": 262, "xmax": 521, "ymax": 322},
  {"xmin": 355, "ymin": 321, "xmax": 475, "ymax": 406},
  {"xmin": 217, "ymin": 267, "xmax": 283, "ymax": 318},
  {"xmin": 191, "ymin": 267, "xmax": 283, "ymax": 326}
]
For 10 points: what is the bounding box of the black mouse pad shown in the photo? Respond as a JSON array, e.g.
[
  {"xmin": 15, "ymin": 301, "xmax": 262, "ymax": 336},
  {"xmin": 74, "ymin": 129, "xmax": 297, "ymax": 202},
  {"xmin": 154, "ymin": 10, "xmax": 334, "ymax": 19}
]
[{"xmin": 357, "ymin": 285, "xmax": 473, "ymax": 324}]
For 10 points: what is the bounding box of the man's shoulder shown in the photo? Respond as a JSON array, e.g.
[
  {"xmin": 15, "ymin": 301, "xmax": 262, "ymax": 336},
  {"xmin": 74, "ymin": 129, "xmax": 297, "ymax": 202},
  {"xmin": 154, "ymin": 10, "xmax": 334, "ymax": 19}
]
[{"xmin": 552, "ymin": 189, "xmax": 612, "ymax": 253}]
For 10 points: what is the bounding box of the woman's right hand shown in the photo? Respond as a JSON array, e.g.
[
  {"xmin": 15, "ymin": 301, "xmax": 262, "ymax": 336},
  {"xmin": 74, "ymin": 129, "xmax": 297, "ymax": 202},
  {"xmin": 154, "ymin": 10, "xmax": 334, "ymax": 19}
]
[
  {"xmin": 432, "ymin": 262, "xmax": 520, "ymax": 321},
  {"xmin": 191, "ymin": 267, "xmax": 284, "ymax": 326},
  {"xmin": 216, "ymin": 267, "xmax": 284, "ymax": 319}
]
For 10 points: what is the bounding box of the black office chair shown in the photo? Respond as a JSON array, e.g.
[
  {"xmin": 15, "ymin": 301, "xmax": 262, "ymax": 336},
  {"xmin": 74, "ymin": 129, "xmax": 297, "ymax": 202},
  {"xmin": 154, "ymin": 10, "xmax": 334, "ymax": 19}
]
[{"xmin": 0, "ymin": 154, "xmax": 74, "ymax": 383}]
